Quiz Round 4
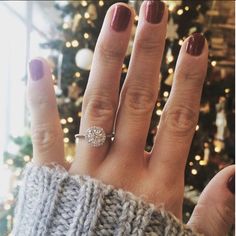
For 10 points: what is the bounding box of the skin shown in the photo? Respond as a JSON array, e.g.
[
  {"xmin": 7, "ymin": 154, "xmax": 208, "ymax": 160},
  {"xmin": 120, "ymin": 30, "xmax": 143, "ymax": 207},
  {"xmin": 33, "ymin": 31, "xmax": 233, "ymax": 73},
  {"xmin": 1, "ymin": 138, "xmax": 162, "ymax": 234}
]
[{"xmin": 27, "ymin": 2, "xmax": 235, "ymax": 235}]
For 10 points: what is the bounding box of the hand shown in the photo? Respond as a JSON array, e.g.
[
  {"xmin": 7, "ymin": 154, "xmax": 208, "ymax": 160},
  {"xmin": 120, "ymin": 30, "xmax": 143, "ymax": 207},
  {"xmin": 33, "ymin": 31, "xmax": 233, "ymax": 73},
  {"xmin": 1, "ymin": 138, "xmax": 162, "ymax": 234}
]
[{"xmin": 28, "ymin": 2, "xmax": 235, "ymax": 235}]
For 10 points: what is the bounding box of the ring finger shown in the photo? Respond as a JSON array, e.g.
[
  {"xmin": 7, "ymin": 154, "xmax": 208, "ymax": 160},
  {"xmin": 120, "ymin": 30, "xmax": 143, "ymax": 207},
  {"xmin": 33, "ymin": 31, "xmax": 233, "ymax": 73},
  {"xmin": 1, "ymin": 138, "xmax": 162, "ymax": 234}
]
[{"xmin": 69, "ymin": 3, "xmax": 134, "ymax": 175}]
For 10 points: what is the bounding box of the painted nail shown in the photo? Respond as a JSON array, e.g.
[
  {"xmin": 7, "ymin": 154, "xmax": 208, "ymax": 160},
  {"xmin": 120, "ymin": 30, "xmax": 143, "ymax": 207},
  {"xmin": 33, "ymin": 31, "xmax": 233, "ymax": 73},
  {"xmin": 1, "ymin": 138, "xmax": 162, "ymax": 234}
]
[
  {"xmin": 111, "ymin": 5, "xmax": 131, "ymax": 32},
  {"xmin": 146, "ymin": 0, "xmax": 165, "ymax": 24},
  {"xmin": 29, "ymin": 59, "xmax": 44, "ymax": 81},
  {"xmin": 227, "ymin": 174, "xmax": 235, "ymax": 194},
  {"xmin": 186, "ymin": 33, "xmax": 205, "ymax": 56}
]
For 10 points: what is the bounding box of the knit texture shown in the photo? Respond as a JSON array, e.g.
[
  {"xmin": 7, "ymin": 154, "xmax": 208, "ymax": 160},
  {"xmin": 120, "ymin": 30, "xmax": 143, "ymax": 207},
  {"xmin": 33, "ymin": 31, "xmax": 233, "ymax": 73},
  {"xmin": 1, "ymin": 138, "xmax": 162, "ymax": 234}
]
[{"xmin": 12, "ymin": 163, "xmax": 202, "ymax": 236}]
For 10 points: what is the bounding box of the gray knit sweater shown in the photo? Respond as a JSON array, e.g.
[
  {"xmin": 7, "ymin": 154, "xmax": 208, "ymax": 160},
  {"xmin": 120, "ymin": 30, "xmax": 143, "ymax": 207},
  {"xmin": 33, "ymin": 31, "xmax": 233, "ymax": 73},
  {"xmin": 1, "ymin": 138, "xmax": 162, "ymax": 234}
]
[{"xmin": 12, "ymin": 163, "xmax": 201, "ymax": 235}]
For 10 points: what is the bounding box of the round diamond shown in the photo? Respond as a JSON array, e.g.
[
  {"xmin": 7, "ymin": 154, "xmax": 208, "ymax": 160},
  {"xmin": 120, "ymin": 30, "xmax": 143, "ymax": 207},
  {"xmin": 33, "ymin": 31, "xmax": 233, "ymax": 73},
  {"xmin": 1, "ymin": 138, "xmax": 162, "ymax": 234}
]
[{"xmin": 85, "ymin": 126, "xmax": 106, "ymax": 147}]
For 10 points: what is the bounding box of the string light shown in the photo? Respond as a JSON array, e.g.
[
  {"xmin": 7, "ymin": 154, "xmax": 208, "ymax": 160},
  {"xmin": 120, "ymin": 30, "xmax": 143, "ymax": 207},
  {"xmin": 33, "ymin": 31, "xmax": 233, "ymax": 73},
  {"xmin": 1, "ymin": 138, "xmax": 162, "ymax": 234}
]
[
  {"xmin": 225, "ymin": 88, "xmax": 230, "ymax": 94},
  {"xmin": 84, "ymin": 12, "xmax": 90, "ymax": 19},
  {"xmin": 195, "ymin": 125, "xmax": 199, "ymax": 131},
  {"xmin": 63, "ymin": 23, "xmax": 69, "ymax": 29},
  {"xmin": 63, "ymin": 128, "xmax": 69, "ymax": 134},
  {"xmin": 64, "ymin": 137, "xmax": 69, "ymax": 143},
  {"xmin": 189, "ymin": 162, "xmax": 193, "ymax": 166},
  {"xmin": 67, "ymin": 117, "xmax": 73, "ymax": 123},
  {"xmin": 156, "ymin": 109, "xmax": 162, "ymax": 116},
  {"xmin": 7, "ymin": 215, "xmax": 12, "ymax": 220},
  {"xmin": 191, "ymin": 169, "xmax": 198, "ymax": 175},
  {"xmin": 178, "ymin": 39, "xmax": 184, "ymax": 46},
  {"xmin": 75, "ymin": 72, "xmax": 81, "ymax": 77},
  {"xmin": 163, "ymin": 91, "xmax": 169, "ymax": 98},
  {"xmin": 6, "ymin": 159, "xmax": 13, "ymax": 165},
  {"xmin": 214, "ymin": 146, "xmax": 221, "ymax": 153},
  {"xmin": 60, "ymin": 118, "xmax": 67, "ymax": 124},
  {"xmin": 84, "ymin": 33, "xmax": 89, "ymax": 39},
  {"xmin": 81, "ymin": 1, "xmax": 87, "ymax": 7},
  {"xmin": 23, "ymin": 155, "xmax": 30, "ymax": 162},
  {"xmin": 66, "ymin": 155, "xmax": 74, "ymax": 163},
  {"xmin": 4, "ymin": 204, "xmax": 11, "ymax": 210},
  {"xmin": 78, "ymin": 112, "xmax": 82, "ymax": 117},
  {"xmin": 157, "ymin": 102, "xmax": 161, "ymax": 107},
  {"xmin": 98, "ymin": 0, "xmax": 104, "ymax": 6},
  {"xmin": 177, "ymin": 9, "xmax": 184, "ymax": 15},
  {"xmin": 168, "ymin": 68, "xmax": 174, "ymax": 74},
  {"xmin": 135, "ymin": 15, "xmax": 139, "ymax": 21},
  {"xmin": 185, "ymin": 6, "xmax": 190, "ymax": 11},
  {"xmin": 195, "ymin": 155, "xmax": 201, "ymax": 161},
  {"xmin": 211, "ymin": 61, "xmax": 217, "ymax": 67},
  {"xmin": 52, "ymin": 74, "xmax": 56, "ymax": 81},
  {"xmin": 65, "ymin": 41, "xmax": 71, "ymax": 48},
  {"xmin": 71, "ymin": 40, "xmax": 79, "ymax": 47}
]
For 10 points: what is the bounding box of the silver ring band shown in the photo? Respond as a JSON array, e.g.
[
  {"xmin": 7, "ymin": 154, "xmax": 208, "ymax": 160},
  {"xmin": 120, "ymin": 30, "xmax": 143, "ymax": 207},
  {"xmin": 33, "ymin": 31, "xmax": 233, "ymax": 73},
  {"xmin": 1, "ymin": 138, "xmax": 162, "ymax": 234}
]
[{"xmin": 75, "ymin": 126, "xmax": 115, "ymax": 147}]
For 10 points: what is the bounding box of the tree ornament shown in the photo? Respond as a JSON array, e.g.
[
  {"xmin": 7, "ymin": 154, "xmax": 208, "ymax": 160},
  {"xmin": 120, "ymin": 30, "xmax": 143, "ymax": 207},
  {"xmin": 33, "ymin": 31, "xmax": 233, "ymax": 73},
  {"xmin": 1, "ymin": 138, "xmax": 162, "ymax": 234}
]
[
  {"xmin": 72, "ymin": 13, "xmax": 82, "ymax": 32},
  {"xmin": 88, "ymin": 4, "xmax": 98, "ymax": 20},
  {"xmin": 215, "ymin": 97, "xmax": 227, "ymax": 140},
  {"xmin": 166, "ymin": 17, "xmax": 179, "ymax": 42},
  {"xmin": 75, "ymin": 48, "xmax": 94, "ymax": 70},
  {"xmin": 68, "ymin": 83, "xmax": 82, "ymax": 99}
]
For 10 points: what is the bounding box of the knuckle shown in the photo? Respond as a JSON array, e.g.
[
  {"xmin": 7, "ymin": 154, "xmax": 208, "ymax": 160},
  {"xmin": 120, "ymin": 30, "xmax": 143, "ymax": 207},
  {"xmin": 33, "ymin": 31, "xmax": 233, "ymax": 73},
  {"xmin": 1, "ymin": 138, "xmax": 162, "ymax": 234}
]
[
  {"xmin": 97, "ymin": 42, "xmax": 124, "ymax": 64},
  {"xmin": 122, "ymin": 85, "xmax": 156, "ymax": 115},
  {"xmin": 161, "ymin": 105, "xmax": 198, "ymax": 137},
  {"xmin": 31, "ymin": 124, "xmax": 62, "ymax": 153},
  {"xmin": 84, "ymin": 95, "xmax": 116, "ymax": 121},
  {"xmin": 135, "ymin": 36, "xmax": 162, "ymax": 57}
]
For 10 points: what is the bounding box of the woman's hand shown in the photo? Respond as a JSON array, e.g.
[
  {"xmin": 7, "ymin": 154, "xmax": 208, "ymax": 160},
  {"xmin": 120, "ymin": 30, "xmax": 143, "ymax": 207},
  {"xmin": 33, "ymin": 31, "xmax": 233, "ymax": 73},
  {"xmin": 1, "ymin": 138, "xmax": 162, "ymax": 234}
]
[{"xmin": 28, "ymin": 1, "xmax": 235, "ymax": 235}]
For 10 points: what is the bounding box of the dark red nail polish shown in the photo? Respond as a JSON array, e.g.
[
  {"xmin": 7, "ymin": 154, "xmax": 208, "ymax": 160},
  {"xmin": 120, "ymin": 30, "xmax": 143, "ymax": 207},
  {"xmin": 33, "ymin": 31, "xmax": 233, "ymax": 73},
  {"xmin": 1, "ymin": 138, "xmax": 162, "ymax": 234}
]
[
  {"xmin": 186, "ymin": 33, "xmax": 205, "ymax": 56},
  {"xmin": 29, "ymin": 59, "xmax": 44, "ymax": 81},
  {"xmin": 227, "ymin": 174, "xmax": 235, "ymax": 194},
  {"xmin": 111, "ymin": 5, "xmax": 131, "ymax": 32},
  {"xmin": 146, "ymin": 0, "xmax": 165, "ymax": 24}
]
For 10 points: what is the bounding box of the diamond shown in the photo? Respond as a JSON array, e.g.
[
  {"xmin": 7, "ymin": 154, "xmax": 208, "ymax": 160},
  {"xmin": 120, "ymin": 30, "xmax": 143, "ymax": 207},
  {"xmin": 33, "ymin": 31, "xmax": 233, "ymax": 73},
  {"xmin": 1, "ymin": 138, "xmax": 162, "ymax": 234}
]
[{"xmin": 85, "ymin": 126, "xmax": 106, "ymax": 147}]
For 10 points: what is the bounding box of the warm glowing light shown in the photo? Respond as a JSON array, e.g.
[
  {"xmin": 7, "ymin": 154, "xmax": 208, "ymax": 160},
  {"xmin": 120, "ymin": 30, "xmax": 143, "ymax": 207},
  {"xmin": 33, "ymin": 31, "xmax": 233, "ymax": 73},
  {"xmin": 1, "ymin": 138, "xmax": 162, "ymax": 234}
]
[
  {"xmin": 4, "ymin": 204, "xmax": 11, "ymax": 210},
  {"xmin": 177, "ymin": 9, "xmax": 184, "ymax": 15},
  {"xmin": 178, "ymin": 39, "xmax": 184, "ymax": 46},
  {"xmin": 60, "ymin": 119, "xmax": 67, "ymax": 124},
  {"xmin": 135, "ymin": 15, "xmax": 139, "ymax": 21},
  {"xmin": 167, "ymin": 55, "xmax": 174, "ymax": 63},
  {"xmin": 157, "ymin": 102, "xmax": 161, "ymax": 107},
  {"xmin": 185, "ymin": 6, "xmax": 189, "ymax": 11},
  {"xmin": 195, "ymin": 155, "xmax": 201, "ymax": 161},
  {"xmin": 67, "ymin": 117, "xmax": 73, "ymax": 123},
  {"xmin": 78, "ymin": 112, "xmax": 82, "ymax": 117},
  {"xmin": 225, "ymin": 88, "xmax": 230, "ymax": 94},
  {"xmin": 24, "ymin": 155, "xmax": 30, "ymax": 162},
  {"xmin": 64, "ymin": 137, "xmax": 69, "ymax": 143},
  {"xmin": 191, "ymin": 169, "xmax": 197, "ymax": 175},
  {"xmin": 6, "ymin": 159, "xmax": 13, "ymax": 165},
  {"xmin": 65, "ymin": 41, "xmax": 71, "ymax": 48},
  {"xmin": 63, "ymin": 128, "xmax": 69, "ymax": 134},
  {"xmin": 189, "ymin": 162, "xmax": 193, "ymax": 166},
  {"xmin": 71, "ymin": 40, "xmax": 79, "ymax": 47},
  {"xmin": 52, "ymin": 74, "xmax": 56, "ymax": 80},
  {"xmin": 168, "ymin": 68, "xmax": 174, "ymax": 74},
  {"xmin": 7, "ymin": 215, "xmax": 12, "ymax": 220},
  {"xmin": 196, "ymin": 125, "xmax": 199, "ymax": 131},
  {"xmin": 81, "ymin": 1, "xmax": 87, "ymax": 7},
  {"xmin": 99, "ymin": 0, "xmax": 104, "ymax": 6},
  {"xmin": 163, "ymin": 91, "xmax": 169, "ymax": 98},
  {"xmin": 84, "ymin": 33, "xmax": 89, "ymax": 39},
  {"xmin": 63, "ymin": 23, "xmax": 69, "ymax": 29},
  {"xmin": 66, "ymin": 155, "xmax": 74, "ymax": 163},
  {"xmin": 84, "ymin": 12, "xmax": 90, "ymax": 19},
  {"xmin": 75, "ymin": 72, "xmax": 81, "ymax": 77},
  {"xmin": 214, "ymin": 146, "xmax": 221, "ymax": 153},
  {"xmin": 200, "ymin": 160, "xmax": 207, "ymax": 166},
  {"xmin": 211, "ymin": 61, "xmax": 217, "ymax": 67},
  {"xmin": 156, "ymin": 109, "xmax": 162, "ymax": 116}
]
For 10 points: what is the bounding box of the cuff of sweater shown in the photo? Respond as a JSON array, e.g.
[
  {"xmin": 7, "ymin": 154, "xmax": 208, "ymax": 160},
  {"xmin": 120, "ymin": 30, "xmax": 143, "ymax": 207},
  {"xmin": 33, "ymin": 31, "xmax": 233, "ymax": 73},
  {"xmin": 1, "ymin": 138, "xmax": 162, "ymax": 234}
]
[{"xmin": 13, "ymin": 163, "xmax": 200, "ymax": 236}]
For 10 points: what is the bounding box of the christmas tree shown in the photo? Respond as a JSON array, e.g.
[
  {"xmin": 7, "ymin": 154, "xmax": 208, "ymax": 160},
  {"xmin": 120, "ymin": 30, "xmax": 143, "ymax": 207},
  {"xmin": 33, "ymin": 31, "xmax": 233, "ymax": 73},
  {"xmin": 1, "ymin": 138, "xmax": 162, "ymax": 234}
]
[{"xmin": 1, "ymin": 1, "xmax": 234, "ymax": 235}]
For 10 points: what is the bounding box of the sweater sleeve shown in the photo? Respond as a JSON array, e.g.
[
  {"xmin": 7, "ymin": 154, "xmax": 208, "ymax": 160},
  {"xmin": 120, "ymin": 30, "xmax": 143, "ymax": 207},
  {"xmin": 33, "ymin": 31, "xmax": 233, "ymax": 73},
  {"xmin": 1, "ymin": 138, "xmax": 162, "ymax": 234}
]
[{"xmin": 12, "ymin": 163, "xmax": 202, "ymax": 236}]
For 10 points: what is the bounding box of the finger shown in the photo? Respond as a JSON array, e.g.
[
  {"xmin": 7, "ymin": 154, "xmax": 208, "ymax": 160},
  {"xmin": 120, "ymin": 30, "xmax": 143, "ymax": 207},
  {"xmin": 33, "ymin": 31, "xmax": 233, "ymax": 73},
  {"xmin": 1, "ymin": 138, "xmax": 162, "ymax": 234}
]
[
  {"xmin": 28, "ymin": 58, "xmax": 67, "ymax": 168},
  {"xmin": 188, "ymin": 165, "xmax": 235, "ymax": 236},
  {"xmin": 110, "ymin": 1, "xmax": 168, "ymax": 164},
  {"xmin": 69, "ymin": 4, "xmax": 134, "ymax": 175},
  {"xmin": 150, "ymin": 34, "xmax": 208, "ymax": 178}
]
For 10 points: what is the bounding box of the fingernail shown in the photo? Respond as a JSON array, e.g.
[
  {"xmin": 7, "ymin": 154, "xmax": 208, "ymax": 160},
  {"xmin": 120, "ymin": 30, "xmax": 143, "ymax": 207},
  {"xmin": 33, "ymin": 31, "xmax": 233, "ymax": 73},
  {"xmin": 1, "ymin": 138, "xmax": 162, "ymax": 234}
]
[
  {"xmin": 29, "ymin": 59, "xmax": 44, "ymax": 81},
  {"xmin": 186, "ymin": 33, "xmax": 205, "ymax": 56},
  {"xmin": 111, "ymin": 5, "xmax": 131, "ymax": 32},
  {"xmin": 146, "ymin": 0, "xmax": 165, "ymax": 24},
  {"xmin": 227, "ymin": 174, "xmax": 235, "ymax": 194}
]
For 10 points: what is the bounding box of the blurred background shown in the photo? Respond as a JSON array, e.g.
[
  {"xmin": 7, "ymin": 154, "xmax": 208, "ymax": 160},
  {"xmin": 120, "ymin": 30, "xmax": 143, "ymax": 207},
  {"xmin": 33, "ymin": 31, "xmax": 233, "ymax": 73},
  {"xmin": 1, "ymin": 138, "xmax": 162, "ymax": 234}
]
[{"xmin": 0, "ymin": 1, "xmax": 235, "ymax": 235}]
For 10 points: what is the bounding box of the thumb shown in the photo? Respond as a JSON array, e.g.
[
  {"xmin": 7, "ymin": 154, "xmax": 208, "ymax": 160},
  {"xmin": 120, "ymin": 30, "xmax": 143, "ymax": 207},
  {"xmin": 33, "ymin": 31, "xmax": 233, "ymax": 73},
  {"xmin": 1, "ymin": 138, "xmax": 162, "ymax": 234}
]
[{"xmin": 187, "ymin": 165, "xmax": 235, "ymax": 236}]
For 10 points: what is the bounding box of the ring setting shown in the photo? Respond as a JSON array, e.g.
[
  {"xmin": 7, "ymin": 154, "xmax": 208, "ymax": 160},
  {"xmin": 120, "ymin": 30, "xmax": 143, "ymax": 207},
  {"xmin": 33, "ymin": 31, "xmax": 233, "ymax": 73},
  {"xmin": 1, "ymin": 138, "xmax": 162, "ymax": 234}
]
[{"xmin": 75, "ymin": 126, "xmax": 114, "ymax": 147}]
